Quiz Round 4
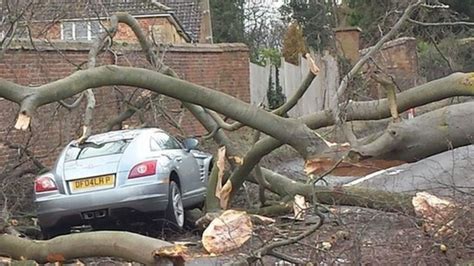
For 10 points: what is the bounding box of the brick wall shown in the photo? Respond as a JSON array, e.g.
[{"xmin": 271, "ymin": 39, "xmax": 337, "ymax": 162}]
[
  {"xmin": 0, "ymin": 41, "xmax": 249, "ymax": 168},
  {"xmin": 361, "ymin": 37, "xmax": 420, "ymax": 98}
]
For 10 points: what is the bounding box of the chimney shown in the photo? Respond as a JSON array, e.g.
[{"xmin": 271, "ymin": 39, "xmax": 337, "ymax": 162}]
[
  {"xmin": 199, "ymin": 0, "xmax": 213, "ymax": 43},
  {"xmin": 335, "ymin": 27, "xmax": 361, "ymax": 64}
]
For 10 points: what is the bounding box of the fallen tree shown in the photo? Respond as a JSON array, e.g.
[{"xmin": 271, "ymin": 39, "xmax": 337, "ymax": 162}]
[{"xmin": 0, "ymin": 0, "xmax": 473, "ymax": 264}]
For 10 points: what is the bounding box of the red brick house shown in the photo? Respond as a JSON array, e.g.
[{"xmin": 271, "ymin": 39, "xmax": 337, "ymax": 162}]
[{"xmin": 1, "ymin": 0, "xmax": 213, "ymax": 44}]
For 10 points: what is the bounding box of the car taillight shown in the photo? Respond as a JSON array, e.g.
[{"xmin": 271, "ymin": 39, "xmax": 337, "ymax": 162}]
[
  {"xmin": 128, "ymin": 160, "xmax": 157, "ymax": 179},
  {"xmin": 35, "ymin": 174, "xmax": 58, "ymax": 193}
]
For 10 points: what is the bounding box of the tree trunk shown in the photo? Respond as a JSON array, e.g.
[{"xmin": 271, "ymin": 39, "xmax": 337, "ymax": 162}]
[
  {"xmin": 0, "ymin": 231, "xmax": 173, "ymax": 265},
  {"xmin": 354, "ymin": 101, "xmax": 474, "ymax": 161}
]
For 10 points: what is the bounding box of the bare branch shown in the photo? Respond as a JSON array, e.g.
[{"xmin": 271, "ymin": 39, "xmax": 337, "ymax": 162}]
[
  {"xmin": 408, "ymin": 18, "xmax": 474, "ymax": 27},
  {"xmin": 58, "ymin": 93, "xmax": 85, "ymax": 110},
  {"xmin": 273, "ymin": 54, "xmax": 319, "ymax": 116},
  {"xmin": 247, "ymin": 210, "xmax": 324, "ymax": 263}
]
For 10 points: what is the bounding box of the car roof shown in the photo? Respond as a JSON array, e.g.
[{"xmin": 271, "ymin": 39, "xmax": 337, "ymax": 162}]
[{"xmin": 73, "ymin": 128, "xmax": 165, "ymax": 144}]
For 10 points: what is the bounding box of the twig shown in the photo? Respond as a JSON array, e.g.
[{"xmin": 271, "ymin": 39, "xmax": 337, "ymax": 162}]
[
  {"xmin": 58, "ymin": 92, "xmax": 85, "ymax": 110},
  {"xmin": 267, "ymin": 250, "xmax": 306, "ymax": 264},
  {"xmin": 1, "ymin": 140, "xmax": 46, "ymax": 170},
  {"xmin": 427, "ymin": 34, "xmax": 454, "ymax": 72},
  {"xmin": 246, "ymin": 206, "xmax": 325, "ymax": 263}
]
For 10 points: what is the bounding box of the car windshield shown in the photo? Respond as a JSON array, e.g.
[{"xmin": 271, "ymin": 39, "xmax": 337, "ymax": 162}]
[{"xmin": 65, "ymin": 139, "xmax": 131, "ymax": 161}]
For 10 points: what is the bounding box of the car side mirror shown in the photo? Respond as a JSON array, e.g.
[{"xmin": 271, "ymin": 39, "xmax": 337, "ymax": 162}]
[{"xmin": 182, "ymin": 138, "xmax": 199, "ymax": 152}]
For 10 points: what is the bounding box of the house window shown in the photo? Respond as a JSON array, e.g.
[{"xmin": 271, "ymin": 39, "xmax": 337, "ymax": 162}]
[
  {"xmin": 149, "ymin": 25, "xmax": 163, "ymax": 43},
  {"xmin": 61, "ymin": 21, "xmax": 103, "ymax": 41}
]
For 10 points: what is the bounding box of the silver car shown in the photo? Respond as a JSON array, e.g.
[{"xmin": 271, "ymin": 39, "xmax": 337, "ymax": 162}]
[{"xmin": 34, "ymin": 128, "xmax": 212, "ymax": 238}]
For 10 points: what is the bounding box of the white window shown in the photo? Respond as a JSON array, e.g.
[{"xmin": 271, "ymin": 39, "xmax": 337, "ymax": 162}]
[{"xmin": 61, "ymin": 21, "xmax": 103, "ymax": 41}]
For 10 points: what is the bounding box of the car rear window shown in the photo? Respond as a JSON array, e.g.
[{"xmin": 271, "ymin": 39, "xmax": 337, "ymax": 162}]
[{"xmin": 65, "ymin": 139, "xmax": 131, "ymax": 161}]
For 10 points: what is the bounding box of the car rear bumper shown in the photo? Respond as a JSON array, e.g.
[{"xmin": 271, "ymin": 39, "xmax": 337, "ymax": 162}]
[{"xmin": 35, "ymin": 181, "xmax": 169, "ymax": 228}]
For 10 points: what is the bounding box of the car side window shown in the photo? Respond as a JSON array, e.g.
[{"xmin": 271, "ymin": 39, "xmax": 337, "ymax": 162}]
[
  {"xmin": 150, "ymin": 133, "xmax": 182, "ymax": 151},
  {"xmin": 149, "ymin": 137, "xmax": 161, "ymax": 151}
]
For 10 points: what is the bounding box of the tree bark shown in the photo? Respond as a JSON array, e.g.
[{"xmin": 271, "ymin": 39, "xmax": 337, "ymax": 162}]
[
  {"xmin": 354, "ymin": 101, "xmax": 474, "ymax": 161},
  {"xmin": 258, "ymin": 168, "xmax": 415, "ymax": 215},
  {"xmin": 0, "ymin": 231, "xmax": 173, "ymax": 265}
]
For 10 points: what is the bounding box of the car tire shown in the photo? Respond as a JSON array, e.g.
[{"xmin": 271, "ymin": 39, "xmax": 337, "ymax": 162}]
[{"xmin": 166, "ymin": 181, "xmax": 185, "ymax": 229}]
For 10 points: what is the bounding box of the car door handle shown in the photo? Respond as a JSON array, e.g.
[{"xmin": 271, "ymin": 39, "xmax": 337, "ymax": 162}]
[{"xmin": 175, "ymin": 156, "xmax": 182, "ymax": 163}]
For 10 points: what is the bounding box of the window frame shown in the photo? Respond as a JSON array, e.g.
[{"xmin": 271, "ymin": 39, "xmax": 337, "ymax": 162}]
[{"xmin": 60, "ymin": 20, "xmax": 103, "ymax": 41}]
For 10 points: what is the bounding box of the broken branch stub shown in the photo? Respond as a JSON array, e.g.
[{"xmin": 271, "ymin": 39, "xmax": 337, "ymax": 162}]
[
  {"xmin": 214, "ymin": 146, "xmax": 232, "ymax": 209},
  {"xmin": 305, "ymin": 53, "xmax": 320, "ymax": 75},
  {"xmin": 14, "ymin": 113, "xmax": 31, "ymax": 131}
]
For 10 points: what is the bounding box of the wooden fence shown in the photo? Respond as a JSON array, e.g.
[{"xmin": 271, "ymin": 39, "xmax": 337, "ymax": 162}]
[{"xmin": 250, "ymin": 52, "xmax": 339, "ymax": 117}]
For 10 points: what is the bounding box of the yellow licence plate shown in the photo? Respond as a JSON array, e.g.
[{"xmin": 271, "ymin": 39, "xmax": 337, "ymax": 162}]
[{"xmin": 69, "ymin": 175, "xmax": 115, "ymax": 193}]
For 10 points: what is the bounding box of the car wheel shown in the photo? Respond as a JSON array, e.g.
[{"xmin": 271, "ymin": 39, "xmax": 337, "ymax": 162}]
[{"xmin": 166, "ymin": 181, "xmax": 185, "ymax": 229}]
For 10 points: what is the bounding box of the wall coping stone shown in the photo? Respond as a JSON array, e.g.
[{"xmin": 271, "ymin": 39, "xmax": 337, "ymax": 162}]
[
  {"xmin": 7, "ymin": 39, "xmax": 249, "ymax": 53},
  {"xmin": 360, "ymin": 37, "xmax": 416, "ymax": 55}
]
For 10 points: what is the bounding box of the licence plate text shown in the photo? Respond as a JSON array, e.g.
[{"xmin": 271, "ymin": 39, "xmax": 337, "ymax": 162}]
[{"xmin": 70, "ymin": 175, "xmax": 115, "ymax": 193}]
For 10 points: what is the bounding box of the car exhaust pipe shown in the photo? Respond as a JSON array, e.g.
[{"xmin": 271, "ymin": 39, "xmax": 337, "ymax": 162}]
[
  {"xmin": 82, "ymin": 211, "xmax": 95, "ymax": 220},
  {"xmin": 82, "ymin": 209, "xmax": 108, "ymax": 220},
  {"xmin": 95, "ymin": 209, "xmax": 107, "ymax": 218}
]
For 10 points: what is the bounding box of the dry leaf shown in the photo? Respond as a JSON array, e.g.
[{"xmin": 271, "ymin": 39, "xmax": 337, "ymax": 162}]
[
  {"xmin": 439, "ymin": 244, "xmax": 448, "ymax": 252},
  {"xmin": 202, "ymin": 210, "xmax": 252, "ymax": 254},
  {"xmin": 320, "ymin": 241, "xmax": 332, "ymax": 250},
  {"xmin": 293, "ymin": 194, "xmax": 308, "ymax": 220}
]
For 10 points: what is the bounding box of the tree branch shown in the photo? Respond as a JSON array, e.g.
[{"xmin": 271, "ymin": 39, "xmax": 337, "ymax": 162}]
[
  {"xmin": 272, "ymin": 53, "xmax": 320, "ymax": 116},
  {"xmin": 58, "ymin": 93, "xmax": 85, "ymax": 110},
  {"xmin": 0, "ymin": 231, "xmax": 173, "ymax": 265},
  {"xmin": 408, "ymin": 18, "xmax": 474, "ymax": 27},
  {"xmin": 0, "ymin": 65, "xmax": 328, "ymax": 159}
]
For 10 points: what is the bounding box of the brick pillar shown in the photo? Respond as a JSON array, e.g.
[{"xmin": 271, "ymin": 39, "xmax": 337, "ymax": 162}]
[
  {"xmin": 199, "ymin": 0, "xmax": 213, "ymax": 43},
  {"xmin": 335, "ymin": 27, "xmax": 361, "ymax": 64}
]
